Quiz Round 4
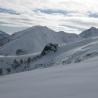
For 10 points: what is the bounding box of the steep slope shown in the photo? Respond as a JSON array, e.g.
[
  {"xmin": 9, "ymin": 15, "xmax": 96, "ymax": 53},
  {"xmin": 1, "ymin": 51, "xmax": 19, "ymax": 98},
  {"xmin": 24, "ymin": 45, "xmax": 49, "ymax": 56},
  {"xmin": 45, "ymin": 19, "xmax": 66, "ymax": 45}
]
[
  {"xmin": 0, "ymin": 30, "xmax": 10, "ymax": 46},
  {"xmin": 80, "ymin": 27, "xmax": 98, "ymax": 38},
  {"xmin": 0, "ymin": 57, "xmax": 98, "ymax": 98},
  {"xmin": 0, "ymin": 26, "xmax": 79, "ymax": 55}
]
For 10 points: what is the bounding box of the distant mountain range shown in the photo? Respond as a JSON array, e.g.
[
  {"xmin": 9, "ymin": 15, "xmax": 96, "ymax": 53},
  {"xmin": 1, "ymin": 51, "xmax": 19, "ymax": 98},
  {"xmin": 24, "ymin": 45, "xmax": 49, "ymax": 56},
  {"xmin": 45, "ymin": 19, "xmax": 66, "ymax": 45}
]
[
  {"xmin": 0, "ymin": 26, "xmax": 98, "ymax": 55},
  {"xmin": 79, "ymin": 27, "xmax": 98, "ymax": 38}
]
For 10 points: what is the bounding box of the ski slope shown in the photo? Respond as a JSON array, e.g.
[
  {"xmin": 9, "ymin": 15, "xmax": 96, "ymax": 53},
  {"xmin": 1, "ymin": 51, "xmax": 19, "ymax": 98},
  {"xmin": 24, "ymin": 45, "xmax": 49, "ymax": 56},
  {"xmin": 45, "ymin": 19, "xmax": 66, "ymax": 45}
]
[{"xmin": 0, "ymin": 57, "xmax": 98, "ymax": 98}]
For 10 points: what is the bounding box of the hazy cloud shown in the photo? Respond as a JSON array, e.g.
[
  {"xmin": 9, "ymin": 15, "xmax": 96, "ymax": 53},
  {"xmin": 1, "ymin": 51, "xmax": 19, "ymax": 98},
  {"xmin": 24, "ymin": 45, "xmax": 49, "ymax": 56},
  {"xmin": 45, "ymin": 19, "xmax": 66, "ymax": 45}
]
[
  {"xmin": 88, "ymin": 11, "xmax": 98, "ymax": 18},
  {"xmin": 33, "ymin": 8, "xmax": 73, "ymax": 15},
  {"xmin": 0, "ymin": 7, "xmax": 20, "ymax": 15},
  {"xmin": 0, "ymin": 0, "xmax": 98, "ymax": 34}
]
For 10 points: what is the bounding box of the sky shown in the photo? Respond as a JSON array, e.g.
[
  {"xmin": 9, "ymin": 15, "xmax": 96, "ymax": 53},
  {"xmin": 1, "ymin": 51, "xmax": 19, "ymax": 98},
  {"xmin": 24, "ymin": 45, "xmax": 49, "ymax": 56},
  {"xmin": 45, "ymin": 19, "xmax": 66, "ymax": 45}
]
[{"xmin": 0, "ymin": 0, "xmax": 98, "ymax": 34}]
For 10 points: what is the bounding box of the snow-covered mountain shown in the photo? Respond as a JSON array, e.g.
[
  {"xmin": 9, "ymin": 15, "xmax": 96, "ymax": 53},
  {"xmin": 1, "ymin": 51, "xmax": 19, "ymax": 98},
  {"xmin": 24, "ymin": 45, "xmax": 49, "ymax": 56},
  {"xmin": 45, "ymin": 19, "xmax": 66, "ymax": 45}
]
[
  {"xmin": 80, "ymin": 27, "xmax": 98, "ymax": 38},
  {"xmin": 0, "ymin": 30, "xmax": 10, "ymax": 46},
  {"xmin": 57, "ymin": 31, "xmax": 80, "ymax": 43},
  {"xmin": 0, "ymin": 26, "xmax": 80, "ymax": 55}
]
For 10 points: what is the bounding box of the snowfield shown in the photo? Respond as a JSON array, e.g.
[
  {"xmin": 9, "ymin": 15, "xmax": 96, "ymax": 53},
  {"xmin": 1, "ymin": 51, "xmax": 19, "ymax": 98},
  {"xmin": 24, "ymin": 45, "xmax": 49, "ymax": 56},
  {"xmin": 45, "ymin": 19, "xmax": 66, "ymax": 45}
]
[{"xmin": 0, "ymin": 57, "xmax": 98, "ymax": 98}]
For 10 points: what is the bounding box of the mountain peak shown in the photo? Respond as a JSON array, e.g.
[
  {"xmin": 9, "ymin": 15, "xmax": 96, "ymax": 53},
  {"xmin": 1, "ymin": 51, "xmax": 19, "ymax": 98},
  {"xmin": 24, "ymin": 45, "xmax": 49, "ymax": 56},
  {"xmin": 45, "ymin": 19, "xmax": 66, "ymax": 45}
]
[
  {"xmin": 89, "ymin": 27, "xmax": 97, "ymax": 30},
  {"xmin": 0, "ymin": 30, "xmax": 6, "ymax": 34},
  {"xmin": 80, "ymin": 27, "xmax": 98, "ymax": 38},
  {"xmin": 29, "ymin": 25, "xmax": 51, "ymax": 31}
]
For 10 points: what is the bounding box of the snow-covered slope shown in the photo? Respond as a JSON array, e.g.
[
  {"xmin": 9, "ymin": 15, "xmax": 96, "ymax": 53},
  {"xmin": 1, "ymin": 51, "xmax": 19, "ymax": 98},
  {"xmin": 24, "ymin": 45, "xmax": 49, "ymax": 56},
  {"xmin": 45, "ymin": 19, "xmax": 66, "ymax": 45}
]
[
  {"xmin": 0, "ymin": 30, "xmax": 10, "ymax": 46},
  {"xmin": 0, "ymin": 26, "xmax": 80, "ymax": 55},
  {"xmin": 0, "ymin": 57, "xmax": 98, "ymax": 98},
  {"xmin": 0, "ymin": 36, "xmax": 98, "ymax": 75},
  {"xmin": 80, "ymin": 27, "xmax": 98, "ymax": 38}
]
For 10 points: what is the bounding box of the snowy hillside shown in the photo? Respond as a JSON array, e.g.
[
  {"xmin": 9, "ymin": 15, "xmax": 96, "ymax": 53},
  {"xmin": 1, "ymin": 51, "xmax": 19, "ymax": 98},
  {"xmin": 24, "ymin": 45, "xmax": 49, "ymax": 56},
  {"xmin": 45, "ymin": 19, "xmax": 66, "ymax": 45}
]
[
  {"xmin": 0, "ymin": 26, "xmax": 80, "ymax": 55},
  {"xmin": 0, "ymin": 57, "xmax": 98, "ymax": 98},
  {"xmin": 0, "ymin": 36, "xmax": 98, "ymax": 75},
  {"xmin": 0, "ymin": 30, "xmax": 10, "ymax": 46}
]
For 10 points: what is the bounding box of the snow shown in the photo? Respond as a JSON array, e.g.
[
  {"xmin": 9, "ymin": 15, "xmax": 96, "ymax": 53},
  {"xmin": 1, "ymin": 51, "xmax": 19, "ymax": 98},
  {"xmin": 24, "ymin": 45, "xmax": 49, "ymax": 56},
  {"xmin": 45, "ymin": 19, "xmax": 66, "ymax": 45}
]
[
  {"xmin": 0, "ymin": 57, "xmax": 98, "ymax": 98},
  {"xmin": 0, "ymin": 36, "xmax": 98, "ymax": 75},
  {"xmin": 0, "ymin": 26, "xmax": 98, "ymax": 97},
  {"xmin": 0, "ymin": 26, "xmax": 80, "ymax": 55}
]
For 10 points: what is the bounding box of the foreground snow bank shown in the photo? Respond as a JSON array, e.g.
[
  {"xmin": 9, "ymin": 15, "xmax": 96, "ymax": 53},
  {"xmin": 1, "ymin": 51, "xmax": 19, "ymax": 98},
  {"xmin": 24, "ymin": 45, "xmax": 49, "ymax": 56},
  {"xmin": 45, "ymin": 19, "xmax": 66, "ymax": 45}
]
[{"xmin": 0, "ymin": 57, "xmax": 98, "ymax": 98}]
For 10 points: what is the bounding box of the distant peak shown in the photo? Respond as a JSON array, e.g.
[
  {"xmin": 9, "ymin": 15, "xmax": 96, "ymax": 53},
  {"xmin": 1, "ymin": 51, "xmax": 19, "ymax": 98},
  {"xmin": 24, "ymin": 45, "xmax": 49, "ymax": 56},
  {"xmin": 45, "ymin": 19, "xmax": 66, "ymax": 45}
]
[
  {"xmin": 58, "ymin": 31, "xmax": 65, "ymax": 33},
  {"xmin": 31, "ymin": 25, "xmax": 49, "ymax": 29},
  {"xmin": 0, "ymin": 30, "xmax": 7, "ymax": 35},
  {"xmin": 0, "ymin": 30, "xmax": 5, "ymax": 33},
  {"xmin": 80, "ymin": 26, "xmax": 98, "ymax": 38},
  {"xmin": 89, "ymin": 27, "xmax": 97, "ymax": 30}
]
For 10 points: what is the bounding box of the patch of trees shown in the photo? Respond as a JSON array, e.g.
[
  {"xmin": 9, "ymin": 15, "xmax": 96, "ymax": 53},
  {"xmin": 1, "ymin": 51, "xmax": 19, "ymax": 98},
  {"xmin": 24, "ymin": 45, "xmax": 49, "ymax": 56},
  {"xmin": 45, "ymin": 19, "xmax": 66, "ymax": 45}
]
[
  {"xmin": 0, "ymin": 68, "xmax": 12, "ymax": 75},
  {"xmin": 41, "ymin": 43, "xmax": 58, "ymax": 56},
  {"xmin": 11, "ymin": 57, "xmax": 33, "ymax": 71},
  {"xmin": 10, "ymin": 43, "xmax": 59, "ymax": 73},
  {"xmin": 0, "ymin": 68, "xmax": 3, "ymax": 75},
  {"xmin": 16, "ymin": 49, "xmax": 26, "ymax": 55},
  {"xmin": 6, "ymin": 68, "xmax": 11, "ymax": 73},
  {"xmin": 12, "ymin": 59, "xmax": 21, "ymax": 69}
]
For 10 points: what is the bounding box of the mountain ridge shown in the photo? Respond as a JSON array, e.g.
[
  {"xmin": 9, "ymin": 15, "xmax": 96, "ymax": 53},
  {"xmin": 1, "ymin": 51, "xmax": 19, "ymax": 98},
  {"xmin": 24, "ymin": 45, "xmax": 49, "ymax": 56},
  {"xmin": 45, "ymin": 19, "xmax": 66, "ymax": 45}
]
[
  {"xmin": 79, "ymin": 27, "xmax": 98, "ymax": 38},
  {"xmin": 0, "ymin": 25, "xmax": 80, "ymax": 55},
  {"xmin": 0, "ymin": 30, "xmax": 10, "ymax": 46}
]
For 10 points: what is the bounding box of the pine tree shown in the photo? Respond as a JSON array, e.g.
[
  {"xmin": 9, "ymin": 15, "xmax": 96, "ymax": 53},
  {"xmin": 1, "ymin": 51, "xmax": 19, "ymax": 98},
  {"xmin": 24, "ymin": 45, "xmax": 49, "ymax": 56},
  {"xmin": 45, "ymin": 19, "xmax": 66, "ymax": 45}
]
[
  {"xmin": 27, "ymin": 57, "xmax": 31, "ymax": 65},
  {"xmin": 20, "ymin": 59, "xmax": 23, "ymax": 64},
  {"xmin": 12, "ymin": 59, "xmax": 20, "ymax": 69},
  {"xmin": 0, "ymin": 68, "xmax": 3, "ymax": 75},
  {"xmin": 6, "ymin": 68, "xmax": 11, "ymax": 73}
]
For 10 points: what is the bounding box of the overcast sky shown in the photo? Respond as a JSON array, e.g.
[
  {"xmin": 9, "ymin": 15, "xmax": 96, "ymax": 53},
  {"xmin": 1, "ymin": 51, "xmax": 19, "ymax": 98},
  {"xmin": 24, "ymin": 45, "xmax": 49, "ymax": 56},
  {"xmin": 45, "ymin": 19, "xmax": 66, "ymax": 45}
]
[{"xmin": 0, "ymin": 0, "xmax": 98, "ymax": 34}]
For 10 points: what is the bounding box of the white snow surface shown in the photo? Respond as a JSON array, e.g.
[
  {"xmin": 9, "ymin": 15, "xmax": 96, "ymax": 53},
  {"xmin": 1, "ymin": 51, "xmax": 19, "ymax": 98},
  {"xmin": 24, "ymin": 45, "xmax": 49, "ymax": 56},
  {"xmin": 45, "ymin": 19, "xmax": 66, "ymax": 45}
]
[{"xmin": 0, "ymin": 57, "xmax": 98, "ymax": 98}]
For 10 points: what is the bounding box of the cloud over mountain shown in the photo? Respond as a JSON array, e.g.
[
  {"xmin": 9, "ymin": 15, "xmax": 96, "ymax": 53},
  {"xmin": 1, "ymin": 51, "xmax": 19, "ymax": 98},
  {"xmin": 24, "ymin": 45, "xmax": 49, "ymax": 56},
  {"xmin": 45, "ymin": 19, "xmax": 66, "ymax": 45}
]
[{"xmin": 0, "ymin": 0, "xmax": 98, "ymax": 34}]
